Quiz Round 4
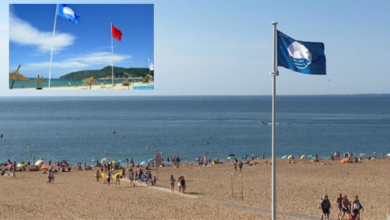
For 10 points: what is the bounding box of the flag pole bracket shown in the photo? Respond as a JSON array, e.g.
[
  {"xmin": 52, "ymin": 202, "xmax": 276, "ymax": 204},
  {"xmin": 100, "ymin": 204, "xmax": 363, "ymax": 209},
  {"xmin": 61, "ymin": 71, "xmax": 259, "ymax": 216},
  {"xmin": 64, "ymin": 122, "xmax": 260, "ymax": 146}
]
[{"xmin": 269, "ymin": 71, "xmax": 279, "ymax": 76}]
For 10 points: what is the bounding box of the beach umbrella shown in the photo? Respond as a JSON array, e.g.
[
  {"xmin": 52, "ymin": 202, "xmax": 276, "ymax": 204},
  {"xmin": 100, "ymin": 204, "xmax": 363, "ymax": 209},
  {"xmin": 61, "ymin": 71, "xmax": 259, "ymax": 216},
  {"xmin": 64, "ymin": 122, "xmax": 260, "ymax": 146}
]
[
  {"xmin": 17, "ymin": 163, "xmax": 25, "ymax": 168},
  {"xmin": 35, "ymin": 160, "xmax": 43, "ymax": 165},
  {"xmin": 148, "ymin": 159, "xmax": 154, "ymax": 162},
  {"xmin": 9, "ymin": 65, "xmax": 31, "ymax": 89},
  {"xmin": 228, "ymin": 154, "xmax": 235, "ymax": 157},
  {"xmin": 140, "ymin": 161, "xmax": 147, "ymax": 165},
  {"xmin": 82, "ymin": 76, "xmax": 100, "ymax": 89},
  {"xmin": 102, "ymin": 80, "xmax": 108, "ymax": 84},
  {"xmin": 101, "ymin": 157, "xmax": 109, "ymax": 163},
  {"xmin": 91, "ymin": 159, "xmax": 97, "ymax": 162},
  {"xmin": 111, "ymin": 160, "xmax": 117, "ymax": 164},
  {"xmin": 33, "ymin": 75, "xmax": 46, "ymax": 88},
  {"xmin": 281, "ymin": 155, "xmax": 288, "ymax": 159},
  {"xmin": 242, "ymin": 154, "xmax": 248, "ymax": 158},
  {"xmin": 387, "ymin": 153, "xmax": 390, "ymax": 157},
  {"xmin": 7, "ymin": 164, "xmax": 13, "ymax": 168},
  {"xmin": 300, "ymin": 155, "xmax": 305, "ymax": 159},
  {"xmin": 307, "ymin": 155, "xmax": 313, "ymax": 158},
  {"xmin": 40, "ymin": 164, "xmax": 50, "ymax": 169},
  {"xmin": 227, "ymin": 157, "xmax": 232, "ymax": 160},
  {"xmin": 117, "ymin": 159, "xmax": 126, "ymax": 163}
]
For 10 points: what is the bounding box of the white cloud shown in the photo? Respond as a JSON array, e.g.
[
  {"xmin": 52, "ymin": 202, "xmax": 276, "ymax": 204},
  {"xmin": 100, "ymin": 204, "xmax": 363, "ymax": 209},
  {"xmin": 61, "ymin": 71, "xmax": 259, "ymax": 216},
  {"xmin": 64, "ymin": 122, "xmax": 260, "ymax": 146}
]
[
  {"xmin": 9, "ymin": 11, "xmax": 76, "ymax": 53},
  {"xmin": 21, "ymin": 52, "xmax": 132, "ymax": 70}
]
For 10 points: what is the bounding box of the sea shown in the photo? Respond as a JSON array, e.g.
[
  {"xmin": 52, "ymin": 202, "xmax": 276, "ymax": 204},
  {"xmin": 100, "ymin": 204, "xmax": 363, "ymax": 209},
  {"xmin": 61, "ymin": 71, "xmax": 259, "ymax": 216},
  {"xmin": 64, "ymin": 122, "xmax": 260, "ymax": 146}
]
[
  {"xmin": 9, "ymin": 78, "xmax": 144, "ymax": 89},
  {"xmin": 0, "ymin": 95, "xmax": 389, "ymax": 166}
]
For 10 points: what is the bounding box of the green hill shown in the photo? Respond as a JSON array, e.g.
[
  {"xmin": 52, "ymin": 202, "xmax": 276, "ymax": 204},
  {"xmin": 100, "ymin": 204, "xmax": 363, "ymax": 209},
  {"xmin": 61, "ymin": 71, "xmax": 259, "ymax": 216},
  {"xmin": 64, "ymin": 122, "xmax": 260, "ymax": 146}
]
[{"xmin": 59, "ymin": 66, "xmax": 154, "ymax": 79}]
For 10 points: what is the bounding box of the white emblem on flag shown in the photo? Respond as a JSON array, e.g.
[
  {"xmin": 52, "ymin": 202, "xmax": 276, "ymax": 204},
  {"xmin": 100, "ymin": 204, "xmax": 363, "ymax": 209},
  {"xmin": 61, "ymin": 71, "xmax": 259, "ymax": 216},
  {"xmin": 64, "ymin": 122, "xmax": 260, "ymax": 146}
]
[{"xmin": 287, "ymin": 41, "xmax": 311, "ymax": 69}]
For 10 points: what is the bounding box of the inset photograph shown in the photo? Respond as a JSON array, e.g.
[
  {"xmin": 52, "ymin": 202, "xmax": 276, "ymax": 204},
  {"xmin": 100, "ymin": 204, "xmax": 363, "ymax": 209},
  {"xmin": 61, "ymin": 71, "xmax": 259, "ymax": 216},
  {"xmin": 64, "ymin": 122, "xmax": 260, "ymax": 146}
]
[{"xmin": 9, "ymin": 4, "xmax": 154, "ymax": 90}]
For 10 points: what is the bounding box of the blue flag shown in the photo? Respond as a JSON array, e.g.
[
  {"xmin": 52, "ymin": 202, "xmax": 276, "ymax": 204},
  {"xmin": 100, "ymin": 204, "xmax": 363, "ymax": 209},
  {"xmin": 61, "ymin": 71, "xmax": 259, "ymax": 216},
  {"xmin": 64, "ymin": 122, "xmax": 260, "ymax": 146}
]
[
  {"xmin": 277, "ymin": 30, "xmax": 326, "ymax": 75},
  {"xmin": 58, "ymin": 4, "xmax": 80, "ymax": 24}
]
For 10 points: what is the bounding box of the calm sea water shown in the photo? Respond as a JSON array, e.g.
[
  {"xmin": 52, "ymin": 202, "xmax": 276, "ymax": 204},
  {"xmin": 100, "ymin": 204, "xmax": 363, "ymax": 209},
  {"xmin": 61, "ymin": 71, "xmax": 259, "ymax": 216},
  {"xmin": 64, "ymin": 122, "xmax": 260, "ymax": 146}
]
[
  {"xmin": 9, "ymin": 78, "xmax": 144, "ymax": 89},
  {"xmin": 0, "ymin": 95, "xmax": 389, "ymax": 165}
]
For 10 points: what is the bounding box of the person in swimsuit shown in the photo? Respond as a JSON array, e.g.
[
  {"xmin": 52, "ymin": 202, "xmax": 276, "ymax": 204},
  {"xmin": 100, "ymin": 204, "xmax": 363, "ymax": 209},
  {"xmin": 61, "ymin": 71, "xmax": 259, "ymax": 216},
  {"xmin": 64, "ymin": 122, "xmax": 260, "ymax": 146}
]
[
  {"xmin": 351, "ymin": 195, "xmax": 364, "ymax": 220},
  {"xmin": 170, "ymin": 175, "xmax": 175, "ymax": 192},
  {"xmin": 106, "ymin": 172, "xmax": 111, "ymax": 187},
  {"xmin": 335, "ymin": 193, "xmax": 343, "ymax": 219},
  {"xmin": 95, "ymin": 170, "xmax": 100, "ymax": 182},
  {"xmin": 340, "ymin": 195, "xmax": 350, "ymax": 220},
  {"xmin": 180, "ymin": 176, "xmax": 186, "ymax": 194},
  {"xmin": 129, "ymin": 170, "xmax": 135, "ymax": 187}
]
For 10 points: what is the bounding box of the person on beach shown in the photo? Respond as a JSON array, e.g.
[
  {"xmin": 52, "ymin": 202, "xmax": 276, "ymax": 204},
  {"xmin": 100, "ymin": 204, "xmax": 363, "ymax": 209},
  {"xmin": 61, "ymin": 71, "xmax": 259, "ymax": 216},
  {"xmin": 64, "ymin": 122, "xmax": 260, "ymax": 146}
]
[
  {"xmin": 170, "ymin": 175, "xmax": 175, "ymax": 192},
  {"xmin": 135, "ymin": 170, "xmax": 139, "ymax": 183},
  {"xmin": 335, "ymin": 193, "xmax": 343, "ymax": 219},
  {"xmin": 340, "ymin": 195, "xmax": 350, "ymax": 219},
  {"xmin": 234, "ymin": 160, "xmax": 237, "ymax": 172},
  {"xmin": 47, "ymin": 170, "xmax": 52, "ymax": 183},
  {"xmin": 115, "ymin": 173, "xmax": 120, "ymax": 187},
  {"xmin": 106, "ymin": 172, "xmax": 111, "ymax": 187},
  {"xmin": 13, "ymin": 161, "xmax": 16, "ymax": 178},
  {"xmin": 153, "ymin": 176, "xmax": 156, "ymax": 186},
  {"xmin": 129, "ymin": 170, "xmax": 135, "ymax": 187},
  {"xmin": 239, "ymin": 161, "xmax": 243, "ymax": 172},
  {"xmin": 320, "ymin": 195, "xmax": 331, "ymax": 220},
  {"xmin": 351, "ymin": 195, "xmax": 363, "ymax": 220},
  {"xmin": 95, "ymin": 170, "xmax": 100, "ymax": 182},
  {"xmin": 178, "ymin": 176, "xmax": 182, "ymax": 193},
  {"xmin": 180, "ymin": 176, "xmax": 186, "ymax": 194}
]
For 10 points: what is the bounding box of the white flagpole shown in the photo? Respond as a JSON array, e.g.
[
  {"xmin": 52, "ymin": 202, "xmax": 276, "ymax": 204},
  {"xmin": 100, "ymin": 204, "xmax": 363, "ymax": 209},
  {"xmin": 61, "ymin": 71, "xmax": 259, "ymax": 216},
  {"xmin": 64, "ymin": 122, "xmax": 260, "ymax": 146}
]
[
  {"xmin": 270, "ymin": 21, "xmax": 278, "ymax": 220},
  {"xmin": 48, "ymin": 4, "xmax": 58, "ymax": 89},
  {"xmin": 111, "ymin": 23, "xmax": 114, "ymax": 87}
]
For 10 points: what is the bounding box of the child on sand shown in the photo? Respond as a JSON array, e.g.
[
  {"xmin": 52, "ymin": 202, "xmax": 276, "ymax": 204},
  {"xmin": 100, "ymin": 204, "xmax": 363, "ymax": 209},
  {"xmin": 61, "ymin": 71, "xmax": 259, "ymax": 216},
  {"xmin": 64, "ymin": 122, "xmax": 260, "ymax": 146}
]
[
  {"xmin": 153, "ymin": 176, "xmax": 156, "ymax": 187},
  {"xmin": 47, "ymin": 170, "xmax": 52, "ymax": 183}
]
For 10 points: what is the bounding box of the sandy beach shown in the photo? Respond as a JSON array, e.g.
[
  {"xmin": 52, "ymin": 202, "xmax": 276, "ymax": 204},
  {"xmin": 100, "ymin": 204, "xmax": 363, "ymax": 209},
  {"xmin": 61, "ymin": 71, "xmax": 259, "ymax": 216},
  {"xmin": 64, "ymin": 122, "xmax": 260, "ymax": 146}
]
[
  {"xmin": 1, "ymin": 158, "xmax": 389, "ymax": 219},
  {"xmin": 10, "ymin": 81, "xmax": 154, "ymax": 90}
]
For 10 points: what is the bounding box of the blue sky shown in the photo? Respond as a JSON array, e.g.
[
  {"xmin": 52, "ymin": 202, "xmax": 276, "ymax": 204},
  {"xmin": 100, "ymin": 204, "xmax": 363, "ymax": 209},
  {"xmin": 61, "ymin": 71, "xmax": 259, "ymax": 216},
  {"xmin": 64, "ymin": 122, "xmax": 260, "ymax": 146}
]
[
  {"xmin": 1, "ymin": 0, "xmax": 390, "ymax": 96},
  {"xmin": 9, "ymin": 4, "xmax": 154, "ymax": 78}
]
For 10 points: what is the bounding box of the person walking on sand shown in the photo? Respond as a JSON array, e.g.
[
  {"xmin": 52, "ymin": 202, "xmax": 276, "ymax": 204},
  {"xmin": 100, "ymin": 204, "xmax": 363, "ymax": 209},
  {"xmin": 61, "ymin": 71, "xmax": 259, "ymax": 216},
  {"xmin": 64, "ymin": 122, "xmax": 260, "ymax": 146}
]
[
  {"xmin": 320, "ymin": 195, "xmax": 331, "ymax": 220},
  {"xmin": 180, "ymin": 176, "xmax": 186, "ymax": 194},
  {"xmin": 234, "ymin": 160, "xmax": 237, "ymax": 172},
  {"xmin": 340, "ymin": 195, "xmax": 350, "ymax": 220},
  {"xmin": 351, "ymin": 195, "xmax": 363, "ymax": 220},
  {"xmin": 170, "ymin": 175, "xmax": 175, "ymax": 192},
  {"xmin": 239, "ymin": 161, "xmax": 243, "ymax": 172},
  {"xmin": 335, "ymin": 193, "xmax": 343, "ymax": 219}
]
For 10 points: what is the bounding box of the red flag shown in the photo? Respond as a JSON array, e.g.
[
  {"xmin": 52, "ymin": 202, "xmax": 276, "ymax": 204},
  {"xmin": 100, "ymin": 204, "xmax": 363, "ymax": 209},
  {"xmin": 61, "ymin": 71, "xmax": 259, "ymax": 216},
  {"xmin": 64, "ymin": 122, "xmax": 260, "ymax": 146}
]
[{"xmin": 111, "ymin": 24, "xmax": 122, "ymax": 41}]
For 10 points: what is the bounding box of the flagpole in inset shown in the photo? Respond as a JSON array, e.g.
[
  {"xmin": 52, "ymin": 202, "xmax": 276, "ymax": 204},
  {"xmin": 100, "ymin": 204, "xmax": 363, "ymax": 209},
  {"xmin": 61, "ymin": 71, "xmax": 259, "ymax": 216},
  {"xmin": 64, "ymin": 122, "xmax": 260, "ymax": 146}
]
[
  {"xmin": 111, "ymin": 23, "xmax": 114, "ymax": 88},
  {"xmin": 48, "ymin": 4, "xmax": 58, "ymax": 89},
  {"xmin": 270, "ymin": 21, "xmax": 278, "ymax": 220}
]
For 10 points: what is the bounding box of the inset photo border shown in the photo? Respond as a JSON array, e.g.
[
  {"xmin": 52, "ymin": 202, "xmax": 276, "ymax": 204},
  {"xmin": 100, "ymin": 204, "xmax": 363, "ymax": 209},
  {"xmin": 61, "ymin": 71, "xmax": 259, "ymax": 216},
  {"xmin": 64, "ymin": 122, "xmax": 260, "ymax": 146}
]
[{"xmin": 9, "ymin": 4, "xmax": 154, "ymax": 90}]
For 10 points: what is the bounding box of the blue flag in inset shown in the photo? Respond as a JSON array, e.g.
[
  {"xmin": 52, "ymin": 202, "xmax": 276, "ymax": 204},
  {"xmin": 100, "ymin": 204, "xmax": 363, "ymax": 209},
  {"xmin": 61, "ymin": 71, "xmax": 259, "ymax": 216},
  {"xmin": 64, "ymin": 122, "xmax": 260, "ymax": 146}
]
[
  {"xmin": 277, "ymin": 30, "xmax": 326, "ymax": 75},
  {"xmin": 58, "ymin": 4, "xmax": 80, "ymax": 24}
]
